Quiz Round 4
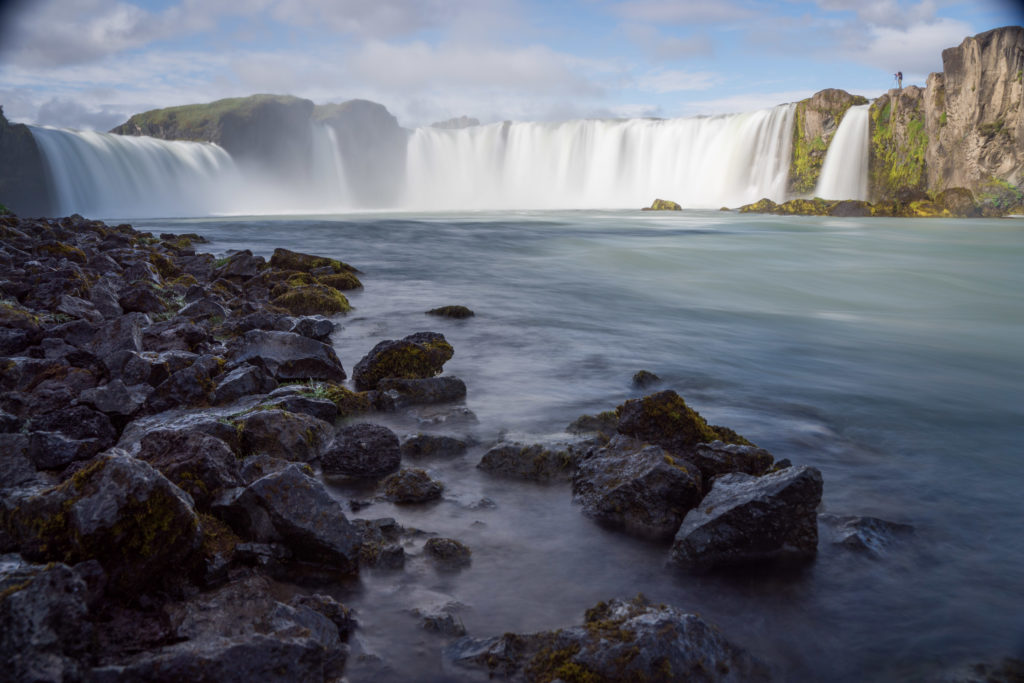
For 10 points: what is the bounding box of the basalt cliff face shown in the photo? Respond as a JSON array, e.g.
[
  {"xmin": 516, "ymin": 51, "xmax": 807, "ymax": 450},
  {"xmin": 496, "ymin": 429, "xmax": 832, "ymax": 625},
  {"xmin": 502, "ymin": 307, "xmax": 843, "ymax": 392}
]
[
  {"xmin": 0, "ymin": 107, "xmax": 52, "ymax": 216},
  {"xmin": 869, "ymin": 26, "xmax": 1024, "ymax": 201}
]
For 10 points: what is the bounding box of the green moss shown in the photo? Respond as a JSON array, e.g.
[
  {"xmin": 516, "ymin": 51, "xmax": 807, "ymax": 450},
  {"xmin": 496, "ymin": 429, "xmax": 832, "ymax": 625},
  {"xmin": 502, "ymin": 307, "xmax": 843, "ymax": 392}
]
[
  {"xmin": 526, "ymin": 642, "xmax": 600, "ymax": 683},
  {"xmin": 148, "ymin": 251, "xmax": 181, "ymax": 280},
  {"xmin": 0, "ymin": 203, "xmax": 11, "ymax": 216},
  {"xmin": 425, "ymin": 304, "xmax": 473, "ymax": 318},
  {"xmin": 271, "ymin": 284, "xmax": 351, "ymax": 316},
  {"xmin": 36, "ymin": 242, "xmax": 86, "ymax": 263},
  {"xmin": 317, "ymin": 272, "xmax": 363, "ymax": 291},
  {"xmin": 939, "ymin": 111, "xmax": 947, "ymax": 127},
  {"xmin": 114, "ymin": 94, "xmax": 309, "ymax": 142},
  {"xmin": 643, "ymin": 198, "xmax": 682, "ymax": 211},
  {"xmin": 978, "ymin": 177, "xmax": 1024, "ymax": 213},
  {"xmin": 870, "ymin": 97, "xmax": 928, "ymax": 199},
  {"xmin": 268, "ymin": 247, "xmax": 358, "ymax": 274},
  {"xmin": 789, "ymin": 101, "xmax": 829, "ymax": 195}
]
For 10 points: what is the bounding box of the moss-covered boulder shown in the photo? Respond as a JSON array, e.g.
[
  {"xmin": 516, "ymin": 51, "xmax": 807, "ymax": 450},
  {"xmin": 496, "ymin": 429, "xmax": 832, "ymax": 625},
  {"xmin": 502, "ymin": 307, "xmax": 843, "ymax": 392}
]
[
  {"xmin": 317, "ymin": 271, "xmax": 363, "ymax": 291},
  {"xmin": 271, "ymin": 284, "xmax": 351, "ymax": 316},
  {"xmin": 642, "ymin": 198, "xmax": 682, "ymax": 211},
  {"xmin": 934, "ymin": 187, "xmax": 981, "ymax": 217},
  {"xmin": 478, "ymin": 442, "xmax": 578, "ymax": 483},
  {"xmin": 615, "ymin": 390, "xmax": 751, "ymax": 455},
  {"xmin": 268, "ymin": 247, "xmax": 358, "ymax": 274},
  {"xmin": 737, "ymin": 197, "xmax": 777, "ymax": 214},
  {"xmin": 352, "ymin": 331, "xmax": 454, "ymax": 391},
  {"xmin": 381, "ymin": 468, "xmax": 444, "ymax": 503},
  {"xmin": 424, "ymin": 537, "xmax": 471, "ymax": 570}
]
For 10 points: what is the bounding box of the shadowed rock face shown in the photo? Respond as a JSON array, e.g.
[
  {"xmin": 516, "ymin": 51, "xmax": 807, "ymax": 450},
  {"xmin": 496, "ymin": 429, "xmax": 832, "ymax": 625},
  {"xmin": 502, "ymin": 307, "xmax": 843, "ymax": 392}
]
[{"xmin": 0, "ymin": 107, "xmax": 53, "ymax": 216}]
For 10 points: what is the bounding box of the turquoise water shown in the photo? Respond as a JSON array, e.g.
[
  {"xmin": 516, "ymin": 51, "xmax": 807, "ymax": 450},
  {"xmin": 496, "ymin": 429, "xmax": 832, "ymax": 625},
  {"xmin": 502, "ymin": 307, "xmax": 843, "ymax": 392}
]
[{"xmin": 133, "ymin": 210, "xmax": 1024, "ymax": 680}]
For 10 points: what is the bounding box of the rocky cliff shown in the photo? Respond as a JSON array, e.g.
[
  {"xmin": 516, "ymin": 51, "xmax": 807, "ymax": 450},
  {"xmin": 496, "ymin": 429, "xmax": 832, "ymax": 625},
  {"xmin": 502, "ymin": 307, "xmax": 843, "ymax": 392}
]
[
  {"xmin": 0, "ymin": 107, "xmax": 53, "ymax": 216},
  {"xmin": 788, "ymin": 89, "xmax": 869, "ymax": 195}
]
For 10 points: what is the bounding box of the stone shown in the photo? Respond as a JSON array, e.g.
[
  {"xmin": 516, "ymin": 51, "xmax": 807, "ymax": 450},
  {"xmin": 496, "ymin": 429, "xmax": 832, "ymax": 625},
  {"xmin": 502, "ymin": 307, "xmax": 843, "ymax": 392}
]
[
  {"xmin": 425, "ymin": 305, "xmax": 474, "ymax": 319},
  {"xmin": 478, "ymin": 442, "xmax": 578, "ymax": 483},
  {"xmin": 86, "ymin": 312, "xmax": 149, "ymax": 359},
  {"xmin": 26, "ymin": 431, "xmax": 103, "ymax": 469},
  {"xmin": 0, "ymin": 434, "xmax": 45, "ymax": 489},
  {"xmin": 321, "ymin": 423, "xmax": 401, "ymax": 478},
  {"xmin": 269, "ymin": 394, "xmax": 338, "ymax": 423},
  {"xmin": 178, "ymin": 298, "xmax": 230, "ymax": 320},
  {"xmin": 381, "ymin": 468, "xmax": 444, "ymax": 503},
  {"xmin": 671, "ymin": 465, "xmax": 823, "ymax": 572},
  {"xmin": 56, "ymin": 293, "xmax": 103, "ymax": 323},
  {"xmin": 215, "ymin": 249, "xmax": 266, "ymax": 280},
  {"xmin": 3, "ymin": 451, "xmax": 203, "ymax": 593},
  {"xmin": 78, "ymin": 379, "xmax": 153, "ymax": 417},
  {"xmin": 134, "ymin": 429, "xmax": 242, "ymax": 509},
  {"xmin": 234, "ymin": 408, "xmax": 333, "ymax": 462},
  {"xmin": 89, "ymin": 278, "xmax": 124, "ymax": 318},
  {"xmin": 566, "ymin": 410, "xmax": 619, "ymax": 435},
  {"xmin": 447, "ymin": 595, "xmax": 769, "ymax": 682},
  {"xmin": 211, "ymin": 365, "xmax": 277, "ymax": 405},
  {"xmin": 407, "ymin": 588, "xmax": 466, "ymax": 636},
  {"xmin": 424, "ymin": 537, "xmax": 471, "ymax": 570},
  {"xmin": 31, "ymin": 404, "xmax": 117, "ymax": 447},
  {"xmin": 271, "ymin": 284, "xmax": 351, "ymax": 316},
  {"xmin": 290, "ymin": 315, "xmax": 335, "ymax": 342},
  {"xmin": 142, "ymin": 319, "xmax": 210, "ymax": 352},
  {"xmin": 573, "ymin": 437, "xmax": 703, "ymax": 541},
  {"xmin": 643, "ymin": 198, "xmax": 683, "ymax": 210},
  {"xmin": 400, "ymin": 434, "xmax": 468, "ymax": 459},
  {"xmin": 818, "ymin": 514, "xmax": 915, "ymax": 558},
  {"xmin": 118, "ymin": 282, "xmax": 167, "ymax": 314},
  {"xmin": 631, "ymin": 369, "xmax": 661, "ymax": 388},
  {"xmin": 227, "ymin": 329, "xmax": 346, "ymax": 382},
  {"xmin": 268, "ymin": 247, "xmax": 356, "ymax": 274},
  {"xmin": 217, "ymin": 464, "xmax": 360, "ymax": 572},
  {"xmin": 616, "ymin": 390, "xmax": 751, "ymax": 456},
  {"xmin": 688, "ymin": 441, "xmax": 775, "ymax": 481},
  {"xmin": 374, "ymin": 375, "xmax": 467, "ymax": 409},
  {"xmin": 352, "ymin": 331, "xmax": 453, "ymax": 391}
]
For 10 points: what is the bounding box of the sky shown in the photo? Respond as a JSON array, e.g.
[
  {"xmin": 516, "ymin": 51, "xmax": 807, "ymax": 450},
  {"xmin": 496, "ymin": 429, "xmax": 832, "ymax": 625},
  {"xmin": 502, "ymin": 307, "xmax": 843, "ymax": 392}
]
[{"xmin": 0, "ymin": 0, "xmax": 1021, "ymax": 131}]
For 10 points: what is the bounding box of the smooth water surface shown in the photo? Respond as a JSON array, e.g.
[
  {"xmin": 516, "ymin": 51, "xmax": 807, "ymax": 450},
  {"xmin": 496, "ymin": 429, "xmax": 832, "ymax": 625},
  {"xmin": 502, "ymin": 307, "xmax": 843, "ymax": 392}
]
[{"xmin": 132, "ymin": 209, "xmax": 1024, "ymax": 680}]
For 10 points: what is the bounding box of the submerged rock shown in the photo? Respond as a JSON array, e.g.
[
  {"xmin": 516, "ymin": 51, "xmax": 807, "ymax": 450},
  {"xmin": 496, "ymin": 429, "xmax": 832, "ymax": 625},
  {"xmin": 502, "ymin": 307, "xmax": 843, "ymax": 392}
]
[
  {"xmin": 381, "ymin": 468, "xmax": 444, "ymax": 503},
  {"xmin": 321, "ymin": 423, "xmax": 401, "ymax": 478},
  {"xmin": 352, "ymin": 331, "xmax": 454, "ymax": 391},
  {"xmin": 615, "ymin": 390, "xmax": 751, "ymax": 456},
  {"xmin": 478, "ymin": 442, "xmax": 578, "ymax": 483},
  {"xmin": 374, "ymin": 375, "xmax": 467, "ymax": 409},
  {"xmin": 448, "ymin": 595, "xmax": 769, "ymax": 682},
  {"xmin": 401, "ymin": 433, "xmax": 468, "ymax": 459},
  {"xmin": 424, "ymin": 537, "xmax": 472, "ymax": 570},
  {"xmin": 632, "ymin": 369, "xmax": 661, "ymax": 388},
  {"xmin": 671, "ymin": 465, "xmax": 823, "ymax": 572},
  {"xmin": 426, "ymin": 305, "xmax": 474, "ymax": 319},
  {"xmin": 818, "ymin": 514, "xmax": 915, "ymax": 557}
]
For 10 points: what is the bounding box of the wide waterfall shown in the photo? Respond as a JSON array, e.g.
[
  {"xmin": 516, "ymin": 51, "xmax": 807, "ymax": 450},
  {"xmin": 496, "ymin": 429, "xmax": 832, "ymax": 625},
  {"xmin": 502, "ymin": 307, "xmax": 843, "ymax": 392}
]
[
  {"xmin": 815, "ymin": 104, "xmax": 870, "ymax": 201},
  {"xmin": 404, "ymin": 104, "xmax": 796, "ymax": 210}
]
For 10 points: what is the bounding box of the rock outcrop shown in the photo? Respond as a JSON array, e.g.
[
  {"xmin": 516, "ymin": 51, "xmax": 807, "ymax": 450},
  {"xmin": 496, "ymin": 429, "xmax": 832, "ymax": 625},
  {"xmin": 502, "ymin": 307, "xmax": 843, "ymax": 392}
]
[
  {"xmin": 788, "ymin": 89, "xmax": 870, "ymax": 195},
  {"xmin": 0, "ymin": 107, "xmax": 52, "ymax": 216}
]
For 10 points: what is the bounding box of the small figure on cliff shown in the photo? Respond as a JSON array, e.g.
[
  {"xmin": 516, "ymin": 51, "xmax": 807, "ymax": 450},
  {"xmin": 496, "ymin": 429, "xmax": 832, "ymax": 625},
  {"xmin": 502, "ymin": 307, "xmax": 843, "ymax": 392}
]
[{"xmin": 896, "ymin": 71, "xmax": 903, "ymax": 89}]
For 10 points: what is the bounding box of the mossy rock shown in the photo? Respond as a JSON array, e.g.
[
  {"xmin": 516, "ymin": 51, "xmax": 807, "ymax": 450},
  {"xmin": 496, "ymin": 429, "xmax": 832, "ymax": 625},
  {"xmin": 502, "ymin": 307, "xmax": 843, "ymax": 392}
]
[
  {"xmin": 271, "ymin": 284, "xmax": 351, "ymax": 316},
  {"xmin": 738, "ymin": 198, "xmax": 778, "ymax": 213},
  {"xmin": 426, "ymin": 305, "xmax": 474, "ymax": 319},
  {"xmin": 302, "ymin": 381, "xmax": 372, "ymax": 417},
  {"xmin": 268, "ymin": 247, "xmax": 358, "ymax": 274},
  {"xmin": 36, "ymin": 242, "xmax": 87, "ymax": 263},
  {"xmin": 642, "ymin": 198, "xmax": 682, "ymax": 211},
  {"xmin": 615, "ymin": 390, "xmax": 752, "ymax": 454},
  {"xmin": 352, "ymin": 332, "xmax": 454, "ymax": 391},
  {"xmin": 317, "ymin": 272, "xmax": 363, "ymax": 291},
  {"xmin": 934, "ymin": 187, "xmax": 980, "ymax": 217}
]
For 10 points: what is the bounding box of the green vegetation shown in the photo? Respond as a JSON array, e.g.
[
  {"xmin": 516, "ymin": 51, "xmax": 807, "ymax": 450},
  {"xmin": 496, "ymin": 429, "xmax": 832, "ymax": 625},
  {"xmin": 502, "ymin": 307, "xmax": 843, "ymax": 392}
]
[
  {"xmin": 939, "ymin": 111, "xmax": 948, "ymax": 126},
  {"xmin": 978, "ymin": 177, "xmax": 1024, "ymax": 212},
  {"xmin": 0, "ymin": 203, "xmax": 10, "ymax": 216},
  {"xmin": 869, "ymin": 97, "xmax": 928, "ymax": 199},
  {"xmin": 271, "ymin": 283, "xmax": 351, "ymax": 316},
  {"xmin": 114, "ymin": 94, "xmax": 310, "ymax": 142},
  {"xmin": 977, "ymin": 120, "xmax": 1006, "ymax": 137}
]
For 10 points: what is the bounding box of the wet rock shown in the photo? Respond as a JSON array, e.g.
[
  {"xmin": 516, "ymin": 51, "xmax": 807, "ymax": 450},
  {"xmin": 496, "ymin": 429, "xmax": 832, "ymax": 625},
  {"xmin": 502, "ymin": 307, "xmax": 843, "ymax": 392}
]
[
  {"xmin": 269, "ymin": 247, "xmax": 356, "ymax": 274},
  {"xmin": 316, "ymin": 271, "xmax": 363, "ymax": 291},
  {"xmin": 79, "ymin": 379, "xmax": 153, "ymax": 417},
  {"xmin": 216, "ymin": 464, "xmax": 360, "ymax": 573},
  {"xmin": 632, "ymin": 369, "xmax": 661, "ymax": 388},
  {"xmin": 688, "ymin": 441, "xmax": 775, "ymax": 480},
  {"xmin": 352, "ymin": 331, "xmax": 454, "ymax": 391},
  {"xmin": 56, "ymin": 293, "xmax": 103, "ymax": 323},
  {"xmin": 134, "ymin": 429, "xmax": 242, "ymax": 509},
  {"xmin": 573, "ymin": 437, "xmax": 703, "ymax": 541},
  {"xmin": 401, "ymin": 433, "xmax": 468, "ymax": 459},
  {"xmin": 234, "ymin": 408, "xmax": 333, "ymax": 462},
  {"xmin": 142, "ymin": 318, "xmax": 210, "ymax": 352},
  {"xmin": 448, "ymin": 595, "xmax": 768, "ymax": 682},
  {"xmin": 671, "ymin": 465, "xmax": 823, "ymax": 572},
  {"xmin": 290, "ymin": 314, "xmax": 334, "ymax": 342},
  {"xmin": 426, "ymin": 305, "xmax": 474, "ymax": 319},
  {"xmin": 643, "ymin": 197, "xmax": 683, "ymax": 210},
  {"xmin": 381, "ymin": 468, "xmax": 444, "ymax": 503},
  {"xmin": 290, "ymin": 593, "xmax": 355, "ymax": 639},
  {"xmin": 818, "ymin": 514, "xmax": 915, "ymax": 558},
  {"xmin": 86, "ymin": 312, "xmax": 149, "ymax": 359},
  {"xmin": 271, "ymin": 284, "xmax": 351, "ymax": 316},
  {"xmin": 0, "ymin": 410, "xmax": 19, "ymax": 432},
  {"xmin": 479, "ymin": 442, "xmax": 578, "ymax": 483},
  {"xmin": 227, "ymin": 329, "xmax": 346, "ymax": 382},
  {"xmin": 178, "ymin": 298, "xmax": 230, "ymax": 320},
  {"xmin": 237, "ymin": 454, "xmax": 293, "ymax": 486},
  {"xmin": 32, "ymin": 404, "xmax": 117, "ymax": 446},
  {"xmin": 566, "ymin": 410, "xmax": 619, "ymax": 435},
  {"xmin": 26, "ymin": 431, "xmax": 103, "ymax": 469},
  {"xmin": 374, "ymin": 375, "xmax": 467, "ymax": 409},
  {"xmin": 269, "ymin": 394, "xmax": 338, "ymax": 423},
  {"xmin": 424, "ymin": 537, "xmax": 471, "ymax": 570},
  {"xmin": 146, "ymin": 355, "xmax": 223, "ymax": 412},
  {"xmin": 321, "ymin": 423, "xmax": 401, "ymax": 478},
  {"xmin": 90, "ymin": 575, "xmax": 347, "ymax": 682},
  {"xmin": 354, "ymin": 518, "xmax": 407, "ymax": 569},
  {"xmin": 3, "ymin": 451, "xmax": 203, "ymax": 593},
  {"xmin": 0, "ymin": 434, "xmax": 46, "ymax": 489},
  {"xmin": 118, "ymin": 282, "xmax": 167, "ymax": 314},
  {"xmin": 408, "ymin": 589, "xmax": 467, "ymax": 636},
  {"xmin": 214, "ymin": 249, "xmax": 266, "ymax": 280},
  {"xmin": 616, "ymin": 390, "xmax": 752, "ymax": 455},
  {"xmin": 211, "ymin": 364, "xmax": 277, "ymax": 405},
  {"xmin": 89, "ymin": 278, "xmax": 124, "ymax": 319}
]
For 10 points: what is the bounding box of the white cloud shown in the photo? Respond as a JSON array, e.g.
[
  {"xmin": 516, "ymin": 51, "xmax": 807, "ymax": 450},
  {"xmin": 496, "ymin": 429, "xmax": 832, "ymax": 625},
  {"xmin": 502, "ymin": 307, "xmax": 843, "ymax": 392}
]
[
  {"xmin": 613, "ymin": 1, "xmax": 754, "ymax": 24},
  {"xmin": 678, "ymin": 89, "xmax": 817, "ymax": 116},
  {"xmin": 815, "ymin": 0, "xmax": 939, "ymax": 30},
  {"xmin": 624, "ymin": 24, "xmax": 714, "ymax": 60},
  {"xmin": 635, "ymin": 69, "xmax": 718, "ymax": 93},
  {"xmin": 858, "ymin": 17, "xmax": 973, "ymax": 73}
]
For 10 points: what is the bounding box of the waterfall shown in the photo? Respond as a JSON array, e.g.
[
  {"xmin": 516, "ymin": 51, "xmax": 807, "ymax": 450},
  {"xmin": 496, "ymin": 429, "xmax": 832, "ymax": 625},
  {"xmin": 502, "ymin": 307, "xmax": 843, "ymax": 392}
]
[
  {"xmin": 815, "ymin": 104, "xmax": 870, "ymax": 201},
  {"xmin": 402, "ymin": 104, "xmax": 796, "ymax": 210}
]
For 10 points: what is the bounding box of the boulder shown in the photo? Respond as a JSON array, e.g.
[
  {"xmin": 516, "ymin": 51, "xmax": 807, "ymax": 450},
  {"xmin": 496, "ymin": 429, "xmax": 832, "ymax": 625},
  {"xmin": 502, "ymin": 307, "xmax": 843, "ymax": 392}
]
[
  {"xmin": 271, "ymin": 284, "xmax": 351, "ymax": 316},
  {"xmin": 321, "ymin": 423, "xmax": 401, "ymax": 478},
  {"xmin": 178, "ymin": 298, "xmax": 230, "ymax": 320},
  {"xmin": 290, "ymin": 315, "xmax": 334, "ymax": 342},
  {"xmin": 424, "ymin": 537, "xmax": 471, "ymax": 570},
  {"xmin": 216, "ymin": 465, "xmax": 360, "ymax": 572},
  {"xmin": 56, "ymin": 293, "xmax": 104, "ymax": 323},
  {"xmin": 632, "ymin": 369, "xmax": 661, "ymax": 388},
  {"xmin": 573, "ymin": 437, "xmax": 703, "ymax": 540},
  {"xmin": 118, "ymin": 283, "xmax": 167, "ymax": 314},
  {"xmin": 26, "ymin": 431, "xmax": 104, "ymax": 469},
  {"xmin": 643, "ymin": 198, "xmax": 683, "ymax": 210},
  {"xmin": 31, "ymin": 404, "xmax": 117, "ymax": 447},
  {"xmin": 214, "ymin": 249, "xmax": 266, "ymax": 280},
  {"xmin": 268, "ymin": 247, "xmax": 357, "ymax": 274},
  {"xmin": 3, "ymin": 451, "xmax": 203, "ymax": 593},
  {"xmin": 448, "ymin": 595, "xmax": 768, "ymax": 682},
  {"xmin": 374, "ymin": 375, "xmax": 466, "ymax": 409},
  {"xmin": 352, "ymin": 331, "xmax": 453, "ymax": 391},
  {"xmin": 211, "ymin": 364, "xmax": 277, "ymax": 405},
  {"xmin": 269, "ymin": 394, "xmax": 338, "ymax": 423},
  {"xmin": 381, "ymin": 468, "xmax": 444, "ymax": 503},
  {"xmin": 134, "ymin": 429, "xmax": 242, "ymax": 509},
  {"xmin": 688, "ymin": 441, "xmax": 775, "ymax": 481},
  {"xmin": 566, "ymin": 410, "xmax": 619, "ymax": 435},
  {"xmin": 401, "ymin": 434, "xmax": 468, "ymax": 459},
  {"xmin": 86, "ymin": 312, "xmax": 149, "ymax": 359},
  {"xmin": 818, "ymin": 514, "xmax": 915, "ymax": 558},
  {"xmin": 671, "ymin": 465, "xmax": 823, "ymax": 572},
  {"xmin": 78, "ymin": 379, "xmax": 153, "ymax": 417},
  {"xmin": 616, "ymin": 390, "xmax": 751, "ymax": 455},
  {"xmin": 426, "ymin": 305, "xmax": 474, "ymax": 319},
  {"xmin": 234, "ymin": 409, "xmax": 333, "ymax": 462},
  {"xmin": 227, "ymin": 329, "xmax": 346, "ymax": 382},
  {"xmin": 478, "ymin": 442, "xmax": 577, "ymax": 483}
]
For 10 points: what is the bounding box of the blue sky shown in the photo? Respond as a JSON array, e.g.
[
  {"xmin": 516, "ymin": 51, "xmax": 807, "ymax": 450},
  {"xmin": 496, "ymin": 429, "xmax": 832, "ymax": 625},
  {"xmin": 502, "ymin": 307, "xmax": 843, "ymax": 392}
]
[{"xmin": 0, "ymin": 0, "xmax": 1020, "ymax": 130}]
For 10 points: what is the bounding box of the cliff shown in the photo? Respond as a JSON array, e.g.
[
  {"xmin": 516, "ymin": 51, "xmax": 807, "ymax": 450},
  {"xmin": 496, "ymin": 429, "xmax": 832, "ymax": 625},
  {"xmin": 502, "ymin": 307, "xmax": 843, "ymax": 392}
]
[
  {"xmin": 788, "ymin": 89, "xmax": 869, "ymax": 195},
  {"xmin": 0, "ymin": 107, "xmax": 53, "ymax": 216},
  {"xmin": 869, "ymin": 26, "xmax": 1024, "ymax": 202}
]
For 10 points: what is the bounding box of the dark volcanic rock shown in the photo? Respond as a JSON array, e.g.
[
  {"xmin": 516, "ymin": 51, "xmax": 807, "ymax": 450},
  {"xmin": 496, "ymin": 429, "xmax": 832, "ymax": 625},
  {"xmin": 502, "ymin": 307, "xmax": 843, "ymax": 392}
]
[
  {"xmin": 573, "ymin": 437, "xmax": 703, "ymax": 540},
  {"xmin": 118, "ymin": 282, "xmax": 167, "ymax": 314},
  {"xmin": 632, "ymin": 369, "xmax": 661, "ymax": 388},
  {"xmin": 616, "ymin": 390, "xmax": 751, "ymax": 455},
  {"xmin": 211, "ymin": 364, "xmax": 277, "ymax": 405},
  {"xmin": 426, "ymin": 305, "xmax": 474, "ymax": 319},
  {"xmin": 448, "ymin": 595, "xmax": 769, "ymax": 682},
  {"xmin": 352, "ymin": 331, "xmax": 453, "ymax": 391},
  {"xmin": 227, "ymin": 329, "xmax": 346, "ymax": 382},
  {"xmin": 79, "ymin": 379, "xmax": 153, "ymax": 417},
  {"xmin": 86, "ymin": 312, "xmax": 149, "ymax": 359},
  {"xmin": 424, "ymin": 537, "xmax": 472, "ymax": 570},
  {"xmin": 401, "ymin": 433, "xmax": 468, "ymax": 459},
  {"xmin": 374, "ymin": 375, "xmax": 466, "ymax": 409},
  {"xmin": 321, "ymin": 423, "xmax": 401, "ymax": 478},
  {"xmin": 688, "ymin": 441, "xmax": 775, "ymax": 480},
  {"xmin": 381, "ymin": 468, "xmax": 444, "ymax": 503},
  {"xmin": 819, "ymin": 514, "xmax": 915, "ymax": 558},
  {"xmin": 478, "ymin": 442, "xmax": 577, "ymax": 483},
  {"xmin": 671, "ymin": 465, "xmax": 823, "ymax": 572},
  {"xmin": 269, "ymin": 394, "xmax": 339, "ymax": 423},
  {"xmin": 134, "ymin": 429, "xmax": 242, "ymax": 509},
  {"xmin": 566, "ymin": 410, "xmax": 619, "ymax": 435},
  {"xmin": 234, "ymin": 408, "xmax": 333, "ymax": 462},
  {"xmin": 290, "ymin": 315, "xmax": 334, "ymax": 342}
]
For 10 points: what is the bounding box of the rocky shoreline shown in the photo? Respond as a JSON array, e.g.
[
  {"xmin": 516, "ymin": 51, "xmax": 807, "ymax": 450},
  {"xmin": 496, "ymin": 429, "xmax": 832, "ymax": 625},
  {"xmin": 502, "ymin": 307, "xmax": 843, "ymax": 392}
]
[{"xmin": 0, "ymin": 213, "xmax": 1015, "ymax": 681}]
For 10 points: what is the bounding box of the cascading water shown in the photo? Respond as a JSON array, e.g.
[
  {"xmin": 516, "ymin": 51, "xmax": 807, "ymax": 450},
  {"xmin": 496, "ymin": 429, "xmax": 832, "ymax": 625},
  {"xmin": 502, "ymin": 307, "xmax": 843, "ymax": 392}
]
[
  {"xmin": 29, "ymin": 126, "xmax": 243, "ymax": 218},
  {"xmin": 402, "ymin": 104, "xmax": 796, "ymax": 210},
  {"xmin": 814, "ymin": 104, "xmax": 870, "ymax": 201}
]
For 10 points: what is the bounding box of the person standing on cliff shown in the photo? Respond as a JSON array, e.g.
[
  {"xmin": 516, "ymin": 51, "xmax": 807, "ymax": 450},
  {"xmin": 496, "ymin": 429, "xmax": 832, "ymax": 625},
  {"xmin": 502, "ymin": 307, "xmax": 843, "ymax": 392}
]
[{"xmin": 897, "ymin": 71, "xmax": 903, "ymax": 89}]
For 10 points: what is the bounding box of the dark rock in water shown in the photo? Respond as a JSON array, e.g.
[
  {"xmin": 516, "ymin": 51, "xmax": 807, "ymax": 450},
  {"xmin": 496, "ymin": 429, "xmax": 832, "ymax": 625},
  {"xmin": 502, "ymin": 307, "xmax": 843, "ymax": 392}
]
[
  {"xmin": 0, "ymin": 560, "xmax": 95, "ymax": 683},
  {"xmin": 234, "ymin": 408, "xmax": 333, "ymax": 462},
  {"xmin": 688, "ymin": 441, "xmax": 775, "ymax": 481},
  {"xmin": 447, "ymin": 594, "xmax": 769, "ymax": 682},
  {"xmin": 3, "ymin": 450, "xmax": 203, "ymax": 593},
  {"xmin": 616, "ymin": 390, "xmax": 752, "ymax": 455},
  {"xmin": 573, "ymin": 437, "xmax": 703, "ymax": 540},
  {"xmin": 290, "ymin": 593, "xmax": 356, "ymax": 639},
  {"xmin": 374, "ymin": 375, "xmax": 466, "ymax": 409},
  {"xmin": 818, "ymin": 514, "xmax": 915, "ymax": 557},
  {"xmin": 227, "ymin": 329, "xmax": 346, "ymax": 382},
  {"xmin": 566, "ymin": 410, "xmax": 619, "ymax": 435},
  {"xmin": 271, "ymin": 283, "xmax": 351, "ymax": 316},
  {"xmin": 321, "ymin": 423, "xmax": 401, "ymax": 478},
  {"xmin": 216, "ymin": 464, "xmax": 360, "ymax": 573},
  {"xmin": 79, "ymin": 379, "xmax": 153, "ymax": 417},
  {"xmin": 211, "ymin": 364, "xmax": 277, "ymax": 405},
  {"xmin": 830, "ymin": 199, "xmax": 873, "ymax": 217},
  {"xmin": 352, "ymin": 331, "xmax": 453, "ymax": 391},
  {"xmin": 214, "ymin": 249, "xmax": 266, "ymax": 280},
  {"xmin": 407, "ymin": 588, "xmax": 467, "ymax": 636},
  {"xmin": 268, "ymin": 247, "xmax": 357, "ymax": 274},
  {"xmin": 426, "ymin": 305, "xmax": 474, "ymax": 319},
  {"xmin": 478, "ymin": 442, "xmax": 578, "ymax": 483},
  {"xmin": 632, "ymin": 369, "xmax": 661, "ymax": 388},
  {"xmin": 642, "ymin": 198, "xmax": 683, "ymax": 211},
  {"xmin": 90, "ymin": 575, "xmax": 347, "ymax": 682},
  {"xmin": 290, "ymin": 314, "xmax": 335, "ymax": 342},
  {"xmin": 424, "ymin": 537, "xmax": 472, "ymax": 570},
  {"xmin": 671, "ymin": 465, "xmax": 823, "ymax": 572},
  {"xmin": 401, "ymin": 433, "xmax": 468, "ymax": 459},
  {"xmin": 381, "ymin": 468, "xmax": 444, "ymax": 503},
  {"xmin": 354, "ymin": 517, "xmax": 406, "ymax": 569},
  {"xmin": 134, "ymin": 429, "xmax": 242, "ymax": 509}
]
